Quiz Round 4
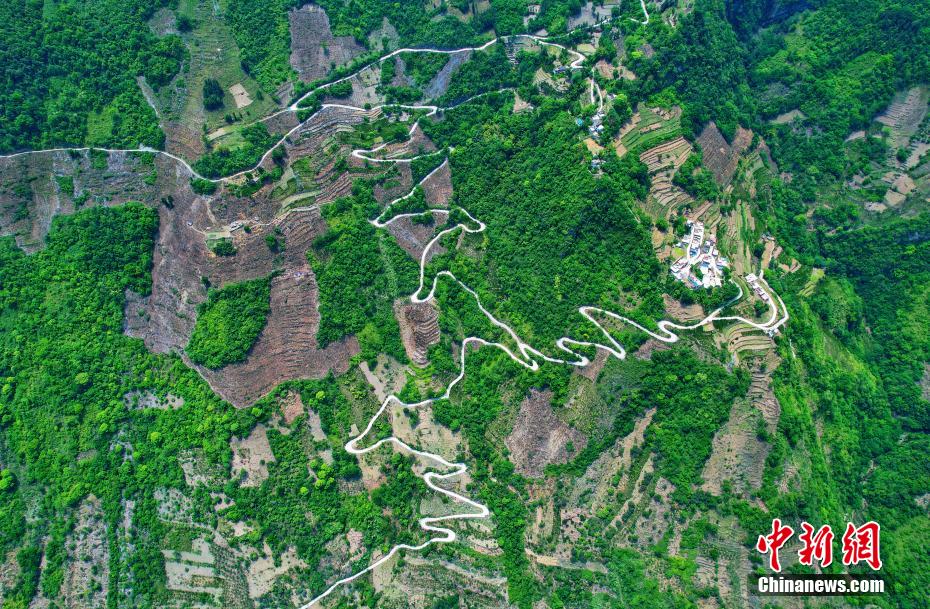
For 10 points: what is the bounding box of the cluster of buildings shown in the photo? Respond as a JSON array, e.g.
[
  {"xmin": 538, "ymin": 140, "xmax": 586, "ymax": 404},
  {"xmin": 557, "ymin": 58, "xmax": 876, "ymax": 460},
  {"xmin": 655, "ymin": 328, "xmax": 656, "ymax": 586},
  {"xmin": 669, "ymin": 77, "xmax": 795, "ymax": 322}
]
[
  {"xmin": 670, "ymin": 221, "xmax": 728, "ymax": 289},
  {"xmin": 588, "ymin": 110, "xmax": 606, "ymax": 138},
  {"xmin": 744, "ymin": 273, "xmax": 771, "ymax": 302}
]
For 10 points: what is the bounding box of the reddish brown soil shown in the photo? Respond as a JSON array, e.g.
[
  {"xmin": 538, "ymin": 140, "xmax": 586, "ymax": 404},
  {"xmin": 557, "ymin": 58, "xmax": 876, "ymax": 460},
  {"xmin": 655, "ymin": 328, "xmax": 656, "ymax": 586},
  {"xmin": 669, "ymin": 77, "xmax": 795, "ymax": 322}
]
[
  {"xmin": 289, "ymin": 4, "xmax": 364, "ymax": 83},
  {"xmin": 0, "ymin": 148, "xmax": 360, "ymax": 408},
  {"xmin": 385, "ymin": 216, "xmax": 446, "ymax": 262},
  {"xmin": 394, "ymin": 300, "xmax": 440, "ymax": 366},
  {"xmin": 280, "ymin": 391, "xmax": 305, "ymax": 425},
  {"xmin": 263, "ymin": 111, "xmax": 301, "ymax": 138},
  {"xmin": 372, "ymin": 163, "xmax": 413, "ymax": 204},
  {"xmin": 0, "ymin": 150, "xmax": 162, "ymax": 251},
  {"xmin": 367, "ymin": 122, "xmax": 438, "ymax": 161},
  {"xmin": 420, "ymin": 160, "xmax": 453, "ymax": 206},
  {"xmin": 191, "ymin": 256, "xmax": 357, "ymax": 406},
  {"xmin": 576, "ymin": 348, "xmax": 609, "ymax": 381},
  {"xmin": 0, "ymin": 104, "xmax": 446, "ymax": 408},
  {"xmin": 633, "ymin": 339, "xmax": 671, "ymax": 361},
  {"xmin": 123, "ymin": 191, "xmax": 357, "ymax": 408},
  {"xmin": 505, "ymin": 389, "xmax": 587, "ymax": 478},
  {"xmin": 163, "ymin": 120, "xmax": 206, "ymax": 160},
  {"xmin": 696, "ymin": 122, "xmax": 753, "ymax": 186}
]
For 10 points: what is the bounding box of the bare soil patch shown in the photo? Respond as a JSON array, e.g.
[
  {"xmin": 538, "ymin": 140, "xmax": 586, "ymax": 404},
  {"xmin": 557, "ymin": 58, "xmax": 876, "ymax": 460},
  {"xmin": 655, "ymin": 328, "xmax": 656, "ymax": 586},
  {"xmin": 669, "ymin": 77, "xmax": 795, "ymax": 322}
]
[
  {"xmin": 370, "ymin": 122, "xmax": 438, "ymax": 162},
  {"xmin": 385, "ymin": 214, "xmax": 447, "ymax": 263},
  {"xmin": 360, "ymin": 354, "xmax": 407, "ymax": 403},
  {"xmin": 633, "ymin": 338, "xmax": 672, "ymax": 360},
  {"xmin": 162, "ymin": 536, "xmax": 223, "ymax": 601},
  {"xmin": 876, "ymin": 86, "xmax": 929, "ymax": 147},
  {"xmin": 395, "ymin": 301, "xmax": 441, "ymax": 366},
  {"xmin": 230, "ymin": 424, "xmax": 275, "ymax": 487},
  {"xmin": 632, "ymin": 476, "xmax": 676, "ymax": 548},
  {"xmin": 373, "ymin": 550, "xmax": 508, "ymax": 608},
  {"xmin": 663, "ymin": 294, "xmax": 706, "ymax": 322},
  {"xmin": 0, "ymin": 550, "xmax": 18, "ymax": 595},
  {"xmin": 61, "ymin": 496, "xmax": 109, "ymax": 609},
  {"xmin": 640, "ymin": 136, "xmax": 693, "ymax": 219},
  {"xmin": 124, "ymin": 198, "xmax": 357, "ymax": 406},
  {"xmin": 391, "ymin": 400, "xmax": 462, "ymax": 463},
  {"xmin": 289, "ymin": 4, "xmax": 365, "ymax": 82},
  {"xmin": 697, "ymin": 122, "xmax": 753, "ymax": 186},
  {"xmin": 229, "ymin": 83, "xmax": 253, "ymax": 109},
  {"xmin": 513, "ymin": 92, "xmax": 533, "ymax": 112},
  {"xmin": 147, "ymin": 8, "xmax": 177, "ymax": 36},
  {"xmin": 576, "ymin": 348, "xmax": 609, "ymax": 381},
  {"xmin": 770, "ymin": 109, "xmax": 805, "ymax": 125},
  {"xmin": 575, "ymin": 408, "xmax": 654, "ymax": 512},
  {"xmin": 155, "ymin": 487, "xmax": 197, "ymax": 524},
  {"xmin": 0, "ymin": 150, "xmax": 160, "ymax": 252},
  {"xmin": 123, "ymin": 390, "xmax": 184, "ymax": 410},
  {"xmin": 700, "ymin": 397, "xmax": 769, "ymax": 495},
  {"xmin": 163, "ymin": 119, "xmax": 207, "ymax": 160},
  {"xmin": 422, "ymin": 50, "xmax": 470, "ymax": 100},
  {"xmin": 567, "ymin": 1, "xmax": 614, "ymax": 28},
  {"xmin": 190, "ymin": 260, "xmax": 359, "ymax": 406},
  {"xmin": 280, "ymin": 390, "xmax": 306, "ymax": 424},
  {"xmin": 505, "ymin": 389, "xmax": 587, "ymax": 478},
  {"xmin": 420, "ymin": 159, "xmax": 453, "ymax": 206},
  {"xmin": 247, "ymin": 544, "xmax": 306, "ymax": 598}
]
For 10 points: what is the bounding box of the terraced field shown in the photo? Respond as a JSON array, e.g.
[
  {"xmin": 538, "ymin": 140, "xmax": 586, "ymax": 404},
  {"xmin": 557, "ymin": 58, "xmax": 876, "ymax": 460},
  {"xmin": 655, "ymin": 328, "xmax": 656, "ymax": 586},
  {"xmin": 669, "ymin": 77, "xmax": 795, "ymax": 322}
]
[
  {"xmin": 721, "ymin": 320, "xmax": 775, "ymax": 363},
  {"xmin": 639, "ymin": 135, "xmax": 693, "ymax": 219},
  {"xmin": 616, "ymin": 104, "xmax": 683, "ymax": 157}
]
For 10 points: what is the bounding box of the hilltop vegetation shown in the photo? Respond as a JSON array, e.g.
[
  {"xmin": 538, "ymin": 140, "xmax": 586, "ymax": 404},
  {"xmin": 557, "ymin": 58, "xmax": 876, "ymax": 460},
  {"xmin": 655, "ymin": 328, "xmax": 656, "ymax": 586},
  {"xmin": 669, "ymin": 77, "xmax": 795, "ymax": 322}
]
[
  {"xmin": 310, "ymin": 188, "xmax": 419, "ymax": 364},
  {"xmin": 186, "ymin": 276, "xmax": 273, "ymax": 369},
  {"xmin": 423, "ymin": 95, "xmax": 662, "ymax": 350}
]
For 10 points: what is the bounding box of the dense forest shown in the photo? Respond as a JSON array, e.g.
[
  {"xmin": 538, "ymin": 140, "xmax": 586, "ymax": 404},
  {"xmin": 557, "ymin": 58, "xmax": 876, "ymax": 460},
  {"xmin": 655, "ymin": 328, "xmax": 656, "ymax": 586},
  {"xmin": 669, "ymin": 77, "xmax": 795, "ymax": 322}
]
[
  {"xmin": 0, "ymin": 0, "xmax": 185, "ymax": 151},
  {"xmin": 186, "ymin": 276, "xmax": 272, "ymax": 369},
  {"xmin": 310, "ymin": 187, "xmax": 420, "ymax": 363},
  {"xmin": 422, "ymin": 85, "xmax": 663, "ymax": 352}
]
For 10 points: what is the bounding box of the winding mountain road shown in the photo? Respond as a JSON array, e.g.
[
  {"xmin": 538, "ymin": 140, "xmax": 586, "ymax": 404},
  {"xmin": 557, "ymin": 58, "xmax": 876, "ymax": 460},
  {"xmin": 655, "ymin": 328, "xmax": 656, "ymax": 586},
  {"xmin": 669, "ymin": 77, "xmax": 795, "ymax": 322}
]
[
  {"xmin": 3, "ymin": 9, "xmax": 771, "ymax": 607},
  {"xmin": 300, "ymin": 139, "xmax": 787, "ymax": 606},
  {"xmin": 0, "ymin": 18, "xmax": 630, "ymax": 182}
]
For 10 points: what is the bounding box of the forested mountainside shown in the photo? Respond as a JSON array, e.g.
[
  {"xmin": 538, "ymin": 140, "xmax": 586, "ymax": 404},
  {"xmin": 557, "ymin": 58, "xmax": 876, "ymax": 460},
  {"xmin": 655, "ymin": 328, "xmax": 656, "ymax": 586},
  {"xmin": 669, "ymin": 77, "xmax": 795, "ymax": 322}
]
[{"xmin": 0, "ymin": 1, "xmax": 928, "ymax": 608}]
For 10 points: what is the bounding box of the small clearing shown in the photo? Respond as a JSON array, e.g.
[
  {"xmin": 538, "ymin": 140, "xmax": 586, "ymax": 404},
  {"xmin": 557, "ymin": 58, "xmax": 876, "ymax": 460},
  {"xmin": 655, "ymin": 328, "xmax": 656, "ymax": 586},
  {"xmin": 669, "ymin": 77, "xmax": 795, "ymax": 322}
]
[
  {"xmin": 162, "ymin": 537, "xmax": 223, "ymax": 601},
  {"xmin": 662, "ymin": 294, "xmax": 707, "ymax": 322},
  {"xmin": 279, "ymin": 390, "xmax": 305, "ymax": 425},
  {"xmin": 230, "ymin": 424, "xmax": 275, "ymax": 487},
  {"xmin": 640, "ymin": 135, "xmax": 693, "ymax": 219},
  {"xmin": 700, "ymin": 397, "xmax": 769, "ymax": 495},
  {"xmin": 505, "ymin": 389, "xmax": 587, "ymax": 478},
  {"xmin": 229, "ymin": 83, "xmax": 253, "ymax": 109},
  {"xmin": 770, "ymin": 109, "xmax": 805, "ymax": 125},
  {"xmin": 61, "ymin": 497, "xmax": 109, "ymax": 609},
  {"xmin": 247, "ymin": 545, "xmax": 306, "ymax": 599},
  {"xmin": 391, "ymin": 400, "xmax": 462, "ymax": 463},
  {"xmin": 876, "ymin": 86, "xmax": 929, "ymax": 148},
  {"xmin": 123, "ymin": 390, "xmax": 184, "ymax": 410}
]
